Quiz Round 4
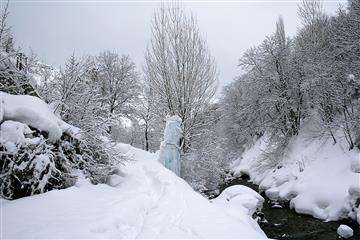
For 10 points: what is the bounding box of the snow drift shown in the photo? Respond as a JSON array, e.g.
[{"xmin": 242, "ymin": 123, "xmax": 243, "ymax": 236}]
[{"xmin": 231, "ymin": 120, "xmax": 360, "ymax": 223}]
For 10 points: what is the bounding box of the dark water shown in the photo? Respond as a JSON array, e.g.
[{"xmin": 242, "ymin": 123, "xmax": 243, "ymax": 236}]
[{"xmin": 217, "ymin": 176, "xmax": 360, "ymax": 240}]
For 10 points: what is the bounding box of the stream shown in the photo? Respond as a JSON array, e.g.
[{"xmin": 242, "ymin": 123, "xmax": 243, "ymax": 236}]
[{"xmin": 216, "ymin": 175, "xmax": 359, "ymax": 240}]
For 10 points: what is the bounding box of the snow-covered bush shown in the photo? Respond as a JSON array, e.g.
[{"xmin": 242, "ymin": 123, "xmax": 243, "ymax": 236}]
[
  {"xmin": 0, "ymin": 92, "xmax": 123, "ymax": 199},
  {"xmin": 1, "ymin": 121, "xmax": 76, "ymax": 199}
]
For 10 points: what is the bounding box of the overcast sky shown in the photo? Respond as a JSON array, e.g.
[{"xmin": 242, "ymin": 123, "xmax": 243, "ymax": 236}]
[{"xmin": 8, "ymin": 0, "xmax": 343, "ymax": 93}]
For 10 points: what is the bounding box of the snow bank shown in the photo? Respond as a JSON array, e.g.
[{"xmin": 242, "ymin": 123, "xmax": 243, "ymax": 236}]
[
  {"xmin": 212, "ymin": 185, "xmax": 264, "ymax": 225},
  {"xmin": 231, "ymin": 120, "xmax": 360, "ymax": 222},
  {"xmin": 2, "ymin": 143, "xmax": 266, "ymax": 238},
  {"xmin": 0, "ymin": 91, "xmax": 79, "ymax": 141}
]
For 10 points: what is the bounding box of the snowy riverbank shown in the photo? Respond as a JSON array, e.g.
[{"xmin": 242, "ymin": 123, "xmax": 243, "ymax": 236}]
[{"xmin": 231, "ymin": 120, "xmax": 360, "ymax": 223}]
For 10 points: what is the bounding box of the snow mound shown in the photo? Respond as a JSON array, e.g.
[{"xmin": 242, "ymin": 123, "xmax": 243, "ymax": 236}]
[
  {"xmin": 231, "ymin": 120, "xmax": 360, "ymax": 222},
  {"xmin": 1, "ymin": 143, "xmax": 267, "ymax": 239},
  {"xmin": 0, "ymin": 120, "xmax": 41, "ymax": 153},
  {"xmin": 337, "ymin": 224, "xmax": 354, "ymax": 238},
  {"xmin": 0, "ymin": 91, "xmax": 79, "ymax": 141},
  {"xmin": 212, "ymin": 185, "xmax": 264, "ymax": 216}
]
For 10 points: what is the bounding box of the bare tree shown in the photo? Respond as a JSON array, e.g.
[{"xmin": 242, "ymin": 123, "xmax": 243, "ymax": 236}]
[
  {"xmin": 134, "ymin": 86, "xmax": 156, "ymax": 151},
  {"xmin": 0, "ymin": 0, "xmax": 13, "ymax": 53},
  {"xmin": 297, "ymin": 0, "xmax": 325, "ymax": 27},
  {"xmin": 144, "ymin": 4, "xmax": 218, "ymax": 153}
]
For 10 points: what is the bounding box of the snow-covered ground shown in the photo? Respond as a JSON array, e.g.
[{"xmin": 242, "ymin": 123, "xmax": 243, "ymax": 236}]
[
  {"xmin": 231, "ymin": 120, "xmax": 360, "ymax": 223},
  {"xmin": 1, "ymin": 142, "xmax": 267, "ymax": 239}
]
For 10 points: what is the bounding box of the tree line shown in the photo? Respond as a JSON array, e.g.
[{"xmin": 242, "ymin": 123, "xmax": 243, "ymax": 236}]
[{"xmin": 221, "ymin": 0, "xmax": 360, "ymax": 160}]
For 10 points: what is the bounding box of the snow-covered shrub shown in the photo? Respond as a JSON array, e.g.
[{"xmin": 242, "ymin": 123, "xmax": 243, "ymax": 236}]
[
  {"xmin": 1, "ymin": 121, "xmax": 75, "ymax": 199},
  {"xmin": 0, "ymin": 92, "xmax": 124, "ymax": 199},
  {"xmin": 77, "ymin": 135, "xmax": 126, "ymax": 184},
  {"xmin": 0, "ymin": 119, "xmax": 123, "ymax": 199}
]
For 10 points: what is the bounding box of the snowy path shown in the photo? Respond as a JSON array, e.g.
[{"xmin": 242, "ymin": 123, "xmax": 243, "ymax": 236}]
[{"xmin": 1, "ymin": 143, "xmax": 266, "ymax": 239}]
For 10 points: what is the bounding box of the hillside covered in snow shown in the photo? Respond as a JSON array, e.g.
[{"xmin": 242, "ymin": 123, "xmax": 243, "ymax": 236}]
[{"xmin": 231, "ymin": 119, "xmax": 360, "ymax": 223}]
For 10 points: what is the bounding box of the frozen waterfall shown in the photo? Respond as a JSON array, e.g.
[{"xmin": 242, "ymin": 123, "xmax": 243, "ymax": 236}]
[{"xmin": 158, "ymin": 115, "xmax": 182, "ymax": 176}]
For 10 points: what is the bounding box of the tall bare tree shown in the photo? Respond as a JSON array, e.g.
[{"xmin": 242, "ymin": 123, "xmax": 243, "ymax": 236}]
[
  {"xmin": 0, "ymin": 0, "xmax": 13, "ymax": 53},
  {"xmin": 144, "ymin": 4, "xmax": 218, "ymax": 153}
]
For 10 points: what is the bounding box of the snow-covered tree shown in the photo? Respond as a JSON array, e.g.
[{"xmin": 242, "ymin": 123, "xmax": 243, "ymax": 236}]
[
  {"xmin": 95, "ymin": 51, "xmax": 140, "ymax": 133},
  {"xmin": 181, "ymin": 103, "xmax": 228, "ymax": 193},
  {"xmin": 36, "ymin": 54, "xmax": 126, "ymax": 174},
  {"xmin": 131, "ymin": 84, "xmax": 163, "ymax": 151},
  {"xmin": 235, "ymin": 16, "xmax": 301, "ymax": 145},
  {"xmin": 294, "ymin": 0, "xmax": 360, "ymax": 149},
  {"xmin": 0, "ymin": 0, "xmax": 14, "ymax": 53},
  {"xmin": 294, "ymin": 0, "xmax": 338, "ymax": 142},
  {"xmin": 222, "ymin": 0, "xmax": 360, "ymax": 159},
  {"xmin": 328, "ymin": 0, "xmax": 360, "ymax": 149},
  {"xmin": 0, "ymin": 2, "xmax": 37, "ymax": 97}
]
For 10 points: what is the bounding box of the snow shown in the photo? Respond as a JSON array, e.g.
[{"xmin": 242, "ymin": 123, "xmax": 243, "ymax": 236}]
[
  {"xmin": 1, "ymin": 143, "xmax": 267, "ymax": 239},
  {"xmin": 106, "ymin": 174, "xmax": 124, "ymax": 187},
  {"xmin": 30, "ymin": 154, "xmax": 56, "ymax": 192},
  {"xmin": 231, "ymin": 119, "xmax": 360, "ymax": 222},
  {"xmin": 337, "ymin": 224, "xmax": 354, "ymax": 238},
  {"xmin": 212, "ymin": 185, "xmax": 264, "ymax": 216},
  {"xmin": 0, "ymin": 120, "xmax": 41, "ymax": 153},
  {"xmin": 158, "ymin": 115, "xmax": 182, "ymax": 176},
  {"xmin": 0, "ymin": 91, "xmax": 79, "ymax": 141}
]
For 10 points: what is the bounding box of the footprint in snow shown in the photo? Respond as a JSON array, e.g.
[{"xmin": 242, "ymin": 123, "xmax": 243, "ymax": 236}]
[{"xmin": 89, "ymin": 225, "xmax": 108, "ymax": 233}]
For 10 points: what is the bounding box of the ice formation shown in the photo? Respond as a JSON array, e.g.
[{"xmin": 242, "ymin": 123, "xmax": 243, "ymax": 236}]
[{"xmin": 158, "ymin": 115, "xmax": 182, "ymax": 176}]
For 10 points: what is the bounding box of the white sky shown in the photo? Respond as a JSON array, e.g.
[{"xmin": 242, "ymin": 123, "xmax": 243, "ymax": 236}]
[{"xmin": 8, "ymin": 0, "xmax": 344, "ymax": 93}]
